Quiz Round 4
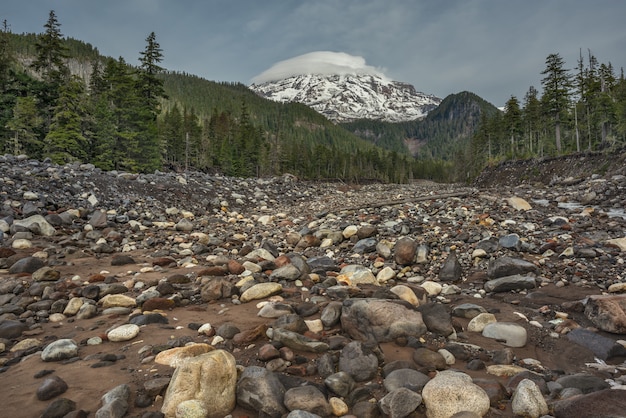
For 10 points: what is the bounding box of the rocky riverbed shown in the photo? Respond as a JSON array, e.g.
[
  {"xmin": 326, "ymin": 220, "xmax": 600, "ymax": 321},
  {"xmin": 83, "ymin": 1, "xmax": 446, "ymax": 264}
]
[{"xmin": 0, "ymin": 153, "xmax": 625, "ymax": 418}]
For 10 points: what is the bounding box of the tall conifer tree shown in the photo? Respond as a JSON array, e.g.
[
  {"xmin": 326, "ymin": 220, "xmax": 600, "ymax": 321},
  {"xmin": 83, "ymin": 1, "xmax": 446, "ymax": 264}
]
[{"xmin": 541, "ymin": 53, "xmax": 572, "ymax": 154}]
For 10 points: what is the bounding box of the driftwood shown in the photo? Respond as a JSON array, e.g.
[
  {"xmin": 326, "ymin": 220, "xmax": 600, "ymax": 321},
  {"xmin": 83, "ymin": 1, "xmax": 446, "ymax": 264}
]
[{"xmin": 339, "ymin": 190, "xmax": 474, "ymax": 212}]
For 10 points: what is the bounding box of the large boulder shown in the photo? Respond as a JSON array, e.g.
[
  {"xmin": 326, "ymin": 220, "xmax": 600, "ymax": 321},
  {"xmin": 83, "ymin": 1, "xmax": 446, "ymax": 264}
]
[
  {"xmin": 341, "ymin": 299, "xmax": 427, "ymax": 343},
  {"xmin": 161, "ymin": 349, "xmax": 236, "ymax": 418},
  {"xmin": 421, "ymin": 370, "xmax": 490, "ymax": 418}
]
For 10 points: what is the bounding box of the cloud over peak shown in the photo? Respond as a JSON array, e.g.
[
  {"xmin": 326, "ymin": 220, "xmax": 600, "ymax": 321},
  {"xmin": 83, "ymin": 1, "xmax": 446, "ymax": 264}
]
[{"xmin": 251, "ymin": 51, "xmax": 388, "ymax": 84}]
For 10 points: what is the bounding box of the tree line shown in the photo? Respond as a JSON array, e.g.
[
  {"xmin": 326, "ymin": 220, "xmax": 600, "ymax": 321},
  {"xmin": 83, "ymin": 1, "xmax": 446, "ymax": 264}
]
[
  {"xmin": 0, "ymin": 11, "xmax": 444, "ymax": 182},
  {"xmin": 460, "ymin": 51, "xmax": 626, "ymax": 179}
]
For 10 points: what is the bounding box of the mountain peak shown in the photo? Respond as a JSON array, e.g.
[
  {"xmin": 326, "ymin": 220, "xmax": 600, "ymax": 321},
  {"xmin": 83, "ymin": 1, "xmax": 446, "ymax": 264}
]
[{"xmin": 250, "ymin": 72, "xmax": 441, "ymax": 123}]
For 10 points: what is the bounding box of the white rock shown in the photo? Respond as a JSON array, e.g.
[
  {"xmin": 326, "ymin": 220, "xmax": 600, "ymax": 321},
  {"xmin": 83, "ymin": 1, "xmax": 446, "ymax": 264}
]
[
  {"xmin": 511, "ymin": 379, "xmax": 549, "ymax": 417},
  {"xmin": 422, "ymin": 370, "xmax": 490, "ymax": 418},
  {"xmin": 467, "ymin": 313, "xmax": 497, "ymax": 332},
  {"xmin": 482, "ymin": 322, "xmax": 528, "ymax": 347},
  {"xmin": 420, "ymin": 281, "xmax": 442, "ymax": 296},
  {"xmin": 107, "ymin": 324, "xmax": 140, "ymax": 342}
]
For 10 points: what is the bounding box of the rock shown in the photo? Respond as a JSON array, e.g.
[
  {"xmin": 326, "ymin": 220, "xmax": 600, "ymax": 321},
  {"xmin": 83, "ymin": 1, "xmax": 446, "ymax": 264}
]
[
  {"xmin": 271, "ymin": 327, "xmax": 329, "ymax": 353},
  {"xmin": 353, "ymin": 237, "xmax": 378, "ymax": 254},
  {"xmin": 412, "ymin": 347, "xmax": 448, "ymax": 371},
  {"xmin": 107, "ymin": 324, "xmax": 140, "ymax": 342},
  {"xmin": 438, "ymin": 250, "xmax": 462, "ymax": 282},
  {"xmin": 498, "ymin": 233, "xmax": 521, "ymax": 250},
  {"xmin": 421, "ymin": 370, "xmax": 490, "ymax": 418},
  {"xmin": 154, "ymin": 344, "xmax": 214, "ymax": 367},
  {"xmin": 161, "ymin": 350, "xmax": 236, "ymax": 418},
  {"xmin": 270, "ymin": 263, "xmax": 302, "ymax": 281},
  {"xmin": 484, "ymin": 275, "xmax": 536, "ymax": 293},
  {"xmin": 14, "ymin": 215, "xmax": 56, "ymax": 236},
  {"xmin": 555, "ymin": 373, "xmax": 610, "ymax": 394},
  {"xmin": 511, "ymin": 379, "xmax": 548, "ymax": 418},
  {"xmin": 175, "ymin": 218, "xmax": 194, "ymax": 232},
  {"xmin": 384, "ymin": 368, "xmax": 430, "ymax": 392},
  {"xmin": 96, "ymin": 383, "xmax": 130, "ymax": 418},
  {"xmin": 584, "ymin": 294, "xmax": 626, "ymax": 333},
  {"xmin": 0, "ymin": 319, "xmax": 28, "ymax": 339},
  {"xmin": 283, "ymin": 385, "xmax": 332, "ymax": 417},
  {"xmin": 89, "ymin": 210, "xmax": 108, "ymax": 229},
  {"xmin": 41, "ymin": 398, "xmax": 77, "ymax": 418},
  {"xmin": 341, "ymin": 299, "xmax": 426, "ymax": 343},
  {"xmin": 239, "ymin": 282, "xmax": 283, "ymax": 303},
  {"xmin": 236, "ymin": 366, "xmax": 287, "ymax": 418},
  {"xmin": 324, "ymin": 372, "xmax": 355, "ymax": 397},
  {"xmin": 482, "ymin": 322, "xmax": 528, "ymax": 347},
  {"xmin": 338, "ymin": 341, "xmax": 379, "ymax": 382},
  {"xmin": 378, "ymin": 387, "xmax": 422, "ymax": 418},
  {"xmin": 41, "ymin": 339, "xmax": 79, "ymax": 362},
  {"xmin": 320, "ymin": 301, "xmax": 343, "ymax": 328},
  {"xmin": 507, "ymin": 196, "xmax": 532, "ymax": 211},
  {"xmin": 394, "ymin": 237, "xmax": 417, "ymax": 265},
  {"xmin": 144, "ymin": 377, "xmax": 171, "ymax": 397},
  {"xmin": 337, "ymin": 264, "xmax": 378, "ymax": 286},
  {"xmin": 566, "ymin": 327, "xmax": 626, "ymax": 360},
  {"xmin": 329, "ymin": 397, "xmax": 349, "ymax": 416},
  {"xmin": 31, "ymin": 266, "xmax": 60, "ymax": 281},
  {"xmin": 8, "ymin": 256, "xmax": 46, "ymax": 274},
  {"xmin": 467, "ymin": 313, "xmax": 497, "ymax": 332},
  {"xmin": 451, "ymin": 303, "xmax": 487, "ymax": 319},
  {"xmin": 37, "ymin": 376, "xmax": 69, "ymax": 401},
  {"xmin": 418, "ymin": 303, "xmax": 454, "ymax": 336},
  {"xmin": 100, "ymin": 294, "xmax": 136, "ymax": 309},
  {"xmin": 110, "ymin": 254, "xmax": 135, "ymax": 266},
  {"xmin": 175, "ymin": 399, "xmax": 207, "ymax": 418},
  {"xmin": 390, "ymin": 284, "xmax": 419, "ymax": 306},
  {"xmin": 487, "ymin": 256, "xmax": 537, "ymax": 279},
  {"xmin": 605, "ymin": 237, "xmax": 626, "ymax": 251},
  {"xmin": 552, "ymin": 389, "xmax": 626, "ymax": 418}
]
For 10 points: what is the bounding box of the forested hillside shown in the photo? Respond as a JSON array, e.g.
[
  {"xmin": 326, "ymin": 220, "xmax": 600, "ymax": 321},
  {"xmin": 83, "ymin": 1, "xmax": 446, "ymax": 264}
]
[
  {"xmin": 0, "ymin": 12, "xmax": 441, "ymax": 183},
  {"xmin": 341, "ymin": 91, "xmax": 499, "ymax": 160},
  {"xmin": 459, "ymin": 52, "xmax": 626, "ymax": 180}
]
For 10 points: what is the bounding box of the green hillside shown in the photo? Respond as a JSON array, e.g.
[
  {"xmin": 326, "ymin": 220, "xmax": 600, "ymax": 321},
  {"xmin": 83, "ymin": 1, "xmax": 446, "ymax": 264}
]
[
  {"xmin": 0, "ymin": 15, "xmax": 442, "ymax": 182},
  {"xmin": 341, "ymin": 91, "xmax": 500, "ymax": 160}
]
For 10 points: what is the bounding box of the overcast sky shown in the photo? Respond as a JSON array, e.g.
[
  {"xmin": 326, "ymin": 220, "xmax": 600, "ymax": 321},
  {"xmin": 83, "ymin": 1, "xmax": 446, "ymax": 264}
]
[{"xmin": 4, "ymin": 0, "xmax": 625, "ymax": 107}]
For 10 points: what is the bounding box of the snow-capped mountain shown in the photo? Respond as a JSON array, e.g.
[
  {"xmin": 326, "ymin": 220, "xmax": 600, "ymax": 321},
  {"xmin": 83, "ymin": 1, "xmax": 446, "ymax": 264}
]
[{"xmin": 250, "ymin": 73, "xmax": 441, "ymax": 123}]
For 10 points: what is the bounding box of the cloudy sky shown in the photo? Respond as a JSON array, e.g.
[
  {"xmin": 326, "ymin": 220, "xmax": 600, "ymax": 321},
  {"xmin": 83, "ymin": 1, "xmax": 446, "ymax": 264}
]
[{"xmin": 4, "ymin": 0, "xmax": 625, "ymax": 107}]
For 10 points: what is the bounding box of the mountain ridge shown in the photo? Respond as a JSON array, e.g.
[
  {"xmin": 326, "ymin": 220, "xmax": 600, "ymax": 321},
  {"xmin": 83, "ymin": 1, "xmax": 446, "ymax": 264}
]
[{"xmin": 250, "ymin": 73, "xmax": 441, "ymax": 123}]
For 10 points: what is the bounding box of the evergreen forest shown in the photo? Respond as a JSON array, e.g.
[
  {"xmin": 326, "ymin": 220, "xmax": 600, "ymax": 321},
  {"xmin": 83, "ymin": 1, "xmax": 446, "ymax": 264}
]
[{"xmin": 1, "ymin": 11, "xmax": 625, "ymax": 184}]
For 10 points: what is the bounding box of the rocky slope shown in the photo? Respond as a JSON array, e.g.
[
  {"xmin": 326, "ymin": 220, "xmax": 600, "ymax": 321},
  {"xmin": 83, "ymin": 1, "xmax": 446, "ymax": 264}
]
[
  {"xmin": 250, "ymin": 74, "xmax": 441, "ymax": 123},
  {"xmin": 0, "ymin": 154, "xmax": 626, "ymax": 417}
]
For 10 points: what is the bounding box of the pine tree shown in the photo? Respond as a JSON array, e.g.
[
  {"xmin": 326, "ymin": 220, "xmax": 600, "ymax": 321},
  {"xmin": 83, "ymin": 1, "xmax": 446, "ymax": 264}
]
[
  {"xmin": 503, "ymin": 96, "xmax": 522, "ymax": 157},
  {"xmin": 5, "ymin": 95, "xmax": 43, "ymax": 156},
  {"xmin": 31, "ymin": 10, "xmax": 70, "ymax": 131},
  {"xmin": 522, "ymin": 86, "xmax": 542, "ymax": 154},
  {"xmin": 541, "ymin": 53, "xmax": 572, "ymax": 154},
  {"xmin": 44, "ymin": 76, "xmax": 88, "ymax": 164},
  {"xmin": 134, "ymin": 32, "xmax": 166, "ymax": 171}
]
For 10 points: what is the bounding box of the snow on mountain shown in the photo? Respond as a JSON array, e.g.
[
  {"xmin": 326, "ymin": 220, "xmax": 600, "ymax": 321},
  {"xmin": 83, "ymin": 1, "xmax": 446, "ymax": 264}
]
[{"xmin": 250, "ymin": 72, "xmax": 441, "ymax": 123}]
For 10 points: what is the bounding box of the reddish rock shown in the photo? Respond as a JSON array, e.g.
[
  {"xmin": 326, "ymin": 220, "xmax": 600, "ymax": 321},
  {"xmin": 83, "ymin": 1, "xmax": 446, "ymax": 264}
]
[
  {"xmin": 227, "ymin": 259, "xmax": 245, "ymax": 275},
  {"xmin": 152, "ymin": 257, "xmax": 177, "ymax": 267},
  {"xmin": 257, "ymin": 343, "xmax": 280, "ymax": 361},
  {"xmin": 584, "ymin": 294, "xmax": 626, "ymax": 333},
  {"xmin": 232, "ymin": 324, "xmax": 268, "ymax": 346},
  {"xmin": 88, "ymin": 273, "xmax": 106, "ymax": 282},
  {"xmin": 142, "ymin": 298, "xmax": 175, "ymax": 312},
  {"xmin": 166, "ymin": 273, "xmax": 190, "ymax": 284},
  {"xmin": 274, "ymin": 255, "xmax": 291, "ymax": 268},
  {"xmin": 197, "ymin": 266, "xmax": 229, "ymax": 276}
]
